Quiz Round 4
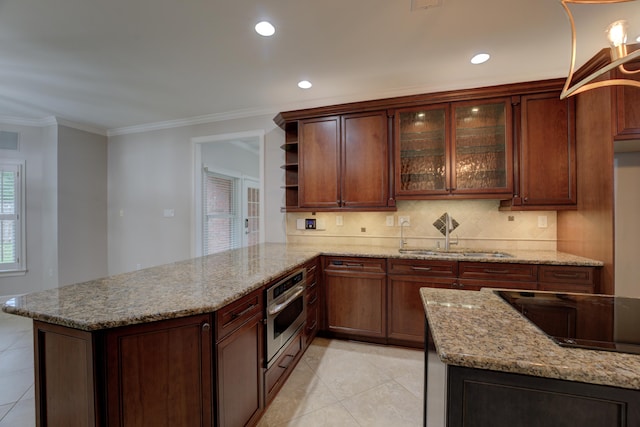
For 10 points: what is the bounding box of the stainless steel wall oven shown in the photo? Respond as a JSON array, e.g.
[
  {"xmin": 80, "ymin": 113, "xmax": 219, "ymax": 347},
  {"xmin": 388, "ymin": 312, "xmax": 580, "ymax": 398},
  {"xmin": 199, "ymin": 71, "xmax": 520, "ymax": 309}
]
[{"xmin": 265, "ymin": 268, "xmax": 306, "ymax": 368}]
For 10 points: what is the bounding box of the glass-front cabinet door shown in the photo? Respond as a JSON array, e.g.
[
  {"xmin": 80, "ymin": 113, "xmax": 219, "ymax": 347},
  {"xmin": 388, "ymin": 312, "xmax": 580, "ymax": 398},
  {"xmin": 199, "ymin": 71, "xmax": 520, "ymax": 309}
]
[
  {"xmin": 451, "ymin": 98, "xmax": 512, "ymax": 195},
  {"xmin": 395, "ymin": 98, "xmax": 513, "ymax": 198},
  {"xmin": 395, "ymin": 104, "xmax": 450, "ymax": 196}
]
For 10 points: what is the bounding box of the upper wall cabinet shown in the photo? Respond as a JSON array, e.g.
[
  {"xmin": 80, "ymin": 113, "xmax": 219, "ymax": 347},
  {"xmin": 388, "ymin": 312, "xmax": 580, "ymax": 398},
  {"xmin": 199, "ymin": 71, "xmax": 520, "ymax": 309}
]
[
  {"xmin": 613, "ymin": 67, "xmax": 640, "ymax": 140},
  {"xmin": 296, "ymin": 111, "xmax": 394, "ymax": 211},
  {"xmin": 501, "ymin": 92, "xmax": 577, "ymax": 210},
  {"xmin": 395, "ymin": 97, "xmax": 513, "ymax": 199},
  {"xmin": 275, "ymin": 78, "xmax": 569, "ymax": 211}
]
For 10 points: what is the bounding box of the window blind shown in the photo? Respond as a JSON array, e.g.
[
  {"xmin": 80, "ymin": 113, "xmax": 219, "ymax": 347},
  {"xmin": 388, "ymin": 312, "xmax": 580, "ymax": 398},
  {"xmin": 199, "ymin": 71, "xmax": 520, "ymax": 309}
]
[
  {"xmin": 203, "ymin": 170, "xmax": 241, "ymax": 255},
  {"xmin": 0, "ymin": 164, "xmax": 19, "ymax": 268}
]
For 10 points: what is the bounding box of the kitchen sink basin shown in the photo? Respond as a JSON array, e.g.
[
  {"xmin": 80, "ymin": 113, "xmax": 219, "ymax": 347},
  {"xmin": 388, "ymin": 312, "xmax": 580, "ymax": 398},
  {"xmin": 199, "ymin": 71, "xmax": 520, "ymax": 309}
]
[{"xmin": 398, "ymin": 248, "xmax": 513, "ymax": 258}]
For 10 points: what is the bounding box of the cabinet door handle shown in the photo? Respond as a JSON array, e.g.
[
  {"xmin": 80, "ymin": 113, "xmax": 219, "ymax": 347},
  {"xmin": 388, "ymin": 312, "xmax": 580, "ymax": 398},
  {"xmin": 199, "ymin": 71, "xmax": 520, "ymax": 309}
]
[
  {"xmin": 278, "ymin": 354, "xmax": 296, "ymax": 370},
  {"xmin": 552, "ymin": 272, "xmax": 580, "ymax": 278},
  {"xmin": 308, "ymin": 294, "xmax": 318, "ymax": 305},
  {"xmin": 344, "ymin": 263, "xmax": 364, "ymax": 268},
  {"xmin": 231, "ymin": 303, "xmax": 257, "ymax": 320},
  {"xmin": 484, "ymin": 269, "xmax": 509, "ymax": 274},
  {"xmin": 307, "ymin": 320, "xmax": 318, "ymax": 332},
  {"xmin": 411, "ymin": 266, "xmax": 432, "ymax": 272},
  {"xmin": 202, "ymin": 322, "xmax": 211, "ymax": 332}
]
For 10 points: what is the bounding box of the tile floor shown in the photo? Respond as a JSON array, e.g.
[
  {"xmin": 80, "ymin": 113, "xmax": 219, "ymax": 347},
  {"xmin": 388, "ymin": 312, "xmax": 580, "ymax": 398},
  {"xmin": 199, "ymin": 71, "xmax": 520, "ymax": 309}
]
[
  {"xmin": 0, "ymin": 305, "xmax": 35, "ymax": 427},
  {"xmin": 0, "ymin": 304, "xmax": 424, "ymax": 427},
  {"xmin": 258, "ymin": 337, "xmax": 424, "ymax": 427}
]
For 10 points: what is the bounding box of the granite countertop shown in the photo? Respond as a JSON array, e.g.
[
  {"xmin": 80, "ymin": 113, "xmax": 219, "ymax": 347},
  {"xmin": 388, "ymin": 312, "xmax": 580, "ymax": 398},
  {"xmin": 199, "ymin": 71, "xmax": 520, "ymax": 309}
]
[
  {"xmin": 2, "ymin": 243, "xmax": 602, "ymax": 332},
  {"xmin": 420, "ymin": 287, "xmax": 640, "ymax": 390}
]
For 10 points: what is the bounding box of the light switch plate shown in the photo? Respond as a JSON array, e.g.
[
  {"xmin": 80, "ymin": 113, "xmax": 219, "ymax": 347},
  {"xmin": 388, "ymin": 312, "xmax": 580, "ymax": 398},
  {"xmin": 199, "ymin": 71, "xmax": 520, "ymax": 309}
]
[
  {"xmin": 336, "ymin": 215, "xmax": 343, "ymax": 226},
  {"xmin": 386, "ymin": 215, "xmax": 394, "ymax": 226}
]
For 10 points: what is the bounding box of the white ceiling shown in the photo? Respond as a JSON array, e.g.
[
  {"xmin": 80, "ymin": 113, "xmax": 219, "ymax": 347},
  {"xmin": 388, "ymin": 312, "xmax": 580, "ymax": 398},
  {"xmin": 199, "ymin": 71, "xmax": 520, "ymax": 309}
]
[{"xmin": 0, "ymin": 0, "xmax": 638, "ymax": 134}]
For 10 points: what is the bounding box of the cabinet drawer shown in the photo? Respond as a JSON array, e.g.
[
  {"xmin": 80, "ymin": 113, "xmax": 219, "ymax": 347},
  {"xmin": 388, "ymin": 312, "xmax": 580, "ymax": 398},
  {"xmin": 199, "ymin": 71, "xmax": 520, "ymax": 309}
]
[
  {"xmin": 264, "ymin": 330, "xmax": 304, "ymax": 404},
  {"xmin": 538, "ymin": 266, "xmax": 597, "ymax": 286},
  {"xmin": 457, "ymin": 279, "xmax": 537, "ymax": 291},
  {"xmin": 324, "ymin": 257, "xmax": 386, "ymax": 274},
  {"xmin": 459, "ymin": 262, "xmax": 537, "ymax": 282},
  {"xmin": 215, "ymin": 288, "xmax": 263, "ymax": 342},
  {"xmin": 388, "ymin": 258, "xmax": 457, "ymax": 277}
]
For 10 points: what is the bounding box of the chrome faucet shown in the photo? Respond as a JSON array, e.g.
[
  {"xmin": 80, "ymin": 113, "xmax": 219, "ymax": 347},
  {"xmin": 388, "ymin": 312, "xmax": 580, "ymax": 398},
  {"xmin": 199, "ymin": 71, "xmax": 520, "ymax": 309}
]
[
  {"xmin": 444, "ymin": 213, "xmax": 459, "ymax": 251},
  {"xmin": 400, "ymin": 220, "xmax": 410, "ymax": 249}
]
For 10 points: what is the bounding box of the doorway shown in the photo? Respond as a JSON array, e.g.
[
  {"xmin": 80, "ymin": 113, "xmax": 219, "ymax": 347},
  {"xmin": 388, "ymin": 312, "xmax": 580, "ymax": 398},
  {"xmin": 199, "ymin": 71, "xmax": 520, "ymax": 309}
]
[{"xmin": 193, "ymin": 131, "xmax": 264, "ymax": 256}]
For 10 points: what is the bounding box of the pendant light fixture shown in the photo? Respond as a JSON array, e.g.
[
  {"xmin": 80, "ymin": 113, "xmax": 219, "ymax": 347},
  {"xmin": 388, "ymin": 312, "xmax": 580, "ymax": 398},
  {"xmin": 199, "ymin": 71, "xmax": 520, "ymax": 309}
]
[{"xmin": 560, "ymin": 0, "xmax": 640, "ymax": 99}]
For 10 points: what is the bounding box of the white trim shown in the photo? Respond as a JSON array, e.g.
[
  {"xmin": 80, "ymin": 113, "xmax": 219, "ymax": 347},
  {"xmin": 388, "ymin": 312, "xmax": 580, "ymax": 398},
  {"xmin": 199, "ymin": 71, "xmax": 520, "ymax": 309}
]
[
  {"xmin": 191, "ymin": 130, "xmax": 265, "ymax": 257},
  {"xmin": 0, "ymin": 115, "xmax": 56, "ymax": 127},
  {"xmin": 0, "ymin": 159, "xmax": 26, "ymax": 274},
  {"xmin": 56, "ymin": 119, "xmax": 108, "ymax": 136},
  {"xmin": 109, "ymin": 109, "xmax": 277, "ymax": 137}
]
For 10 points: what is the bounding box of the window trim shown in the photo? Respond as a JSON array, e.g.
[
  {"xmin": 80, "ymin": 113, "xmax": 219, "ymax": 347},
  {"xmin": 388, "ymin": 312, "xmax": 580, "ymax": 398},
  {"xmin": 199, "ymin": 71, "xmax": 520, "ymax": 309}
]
[{"xmin": 0, "ymin": 159, "xmax": 26, "ymax": 276}]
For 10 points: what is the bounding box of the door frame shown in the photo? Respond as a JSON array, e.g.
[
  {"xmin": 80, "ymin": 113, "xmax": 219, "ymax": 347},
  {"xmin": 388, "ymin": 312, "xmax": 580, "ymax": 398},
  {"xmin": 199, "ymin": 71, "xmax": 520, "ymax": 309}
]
[{"xmin": 192, "ymin": 130, "xmax": 265, "ymax": 257}]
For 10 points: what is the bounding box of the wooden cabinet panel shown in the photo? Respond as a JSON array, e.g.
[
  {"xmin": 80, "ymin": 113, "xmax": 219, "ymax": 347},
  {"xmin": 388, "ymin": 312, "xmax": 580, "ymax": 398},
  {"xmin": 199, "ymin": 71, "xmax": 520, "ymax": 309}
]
[
  {"xmin": 216, "ymin": 287, "xmax": 263, "ymax": 341},
  {"xmin": 324, "ymin": 257, "xmax": 387, "ymax": 341},
  {"xmin": 216, "ymin": 311, "xmax": 263, "ymax": 427},
  {"xmin": 388, "ymin": 258, "xmax": 457, "ymax": 277},
  {"xmin": 297, "ymin": 111, "xmax": 391, "ymax": 210},
  {"xmin": 459, "ymin": 262, "xmax": 537, "ymax": 282},
  {"xmin": 106, "ymin": 315, "xmax": 214, "ymax": 427},
  {"xmin": 614, "ymin": 68, "xmax": 640, "ymax": 140},
  {"xmin": 299, "ymin": 116, "xmax": 341, "ymax": 208},
  {"xmin": 341, "ymin": 111, "xmax": 390, "ymax": 208},
  {"xmin": 264, "ymin": 330, "xmax": 304, "ymax": 404},
  {"xmin": 34, "ymin": 321, "xmax": 98, "ymax": 427},
  {"xmin": 517, "ymin": 92, "xmax": 576, "ymax": 207},
  {"xmin": 538, "ymin": 265, "xmax": 599, "ymax": 293}
]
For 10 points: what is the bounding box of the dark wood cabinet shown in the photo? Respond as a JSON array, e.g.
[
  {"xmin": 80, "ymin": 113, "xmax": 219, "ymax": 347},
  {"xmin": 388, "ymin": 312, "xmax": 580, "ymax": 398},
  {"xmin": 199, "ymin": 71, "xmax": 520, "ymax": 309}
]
[
  {"xmin": 503, "ymin": 92, "xmax": 577, "ymax": 210},
  {"xmin": 323, "ymin": 257, "xmax": 387, "ymax": 342},
  {"xmin": 34, "ymin": 321, "xmax": 100, "ymax": 427},
  {"xmin": 458, "ymin": 261, "xmax": 538, "ymax": 291},
  {"xmin": 613, "ymin": 67, "xmax": 640, "ymax": 140},
  {"xmin": 387, "ymin": 259, "xmax": 458, "ymax": 347},
  {"xmin": 215, "ymin": 288, "xmax": 264, "ymax": 427},
  {"xmin": 304, "ymin": 258, "xmax": 320, "ymax": 347},
  {"xmin": 538, "ymin": 265, "xmax": 600, "ymax": 294},
  {"xmin": 395, "ymin": 98, "xmax": 513, "ymax": 199},
  {"xmin": 105, "ymin": 314, "xmax": 214, "ymax": 427},
  {"xmin": 446, "ymin": 365, "xmax": 640, "ymax": 427},
  {"xmin": 297, "ymin": 111, "xmax": 392, "ymax": 210}
]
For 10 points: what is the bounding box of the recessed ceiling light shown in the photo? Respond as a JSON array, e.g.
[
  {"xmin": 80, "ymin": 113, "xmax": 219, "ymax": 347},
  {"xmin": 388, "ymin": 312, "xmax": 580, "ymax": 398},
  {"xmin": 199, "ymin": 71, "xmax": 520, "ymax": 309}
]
[
  {"xmin": 636, "ymin": 34, "xmax": 640, "ymax": 42},
  {"xmin": 470, "ymin": 53, "xmax": 490, "ymax": 64},
  {"xmin": 255, "ymin": 21, "xmax": 275, "ymax": 37},
  {"xmin": 298, "ymin": 80, "xmax": 312, "ymax": 89}
]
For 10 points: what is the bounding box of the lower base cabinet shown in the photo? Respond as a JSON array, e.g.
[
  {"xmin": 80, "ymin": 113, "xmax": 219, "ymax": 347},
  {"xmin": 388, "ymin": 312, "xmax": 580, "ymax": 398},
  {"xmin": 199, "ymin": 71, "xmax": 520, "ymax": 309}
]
[
  {"xmin": 215, "ymin": 311, "xmax": 264, "ymax": 427},
  {"xmin": 34, "ymin": 314, "xmax": 215, "ymax": 427},
  {"xmin": 323, "ymin": 257, "xmax": 387, "ymax": 342},
  {"xmin": 105, "ymin": 314, "xmax": 214, "ymax": 427}
]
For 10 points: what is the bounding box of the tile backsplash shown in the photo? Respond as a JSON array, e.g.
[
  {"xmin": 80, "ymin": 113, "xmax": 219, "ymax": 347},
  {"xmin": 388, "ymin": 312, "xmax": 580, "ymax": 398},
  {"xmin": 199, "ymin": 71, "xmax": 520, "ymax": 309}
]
[{"xmin": 286, "ymin": 200, "xmax": 557, "ymax": 251}]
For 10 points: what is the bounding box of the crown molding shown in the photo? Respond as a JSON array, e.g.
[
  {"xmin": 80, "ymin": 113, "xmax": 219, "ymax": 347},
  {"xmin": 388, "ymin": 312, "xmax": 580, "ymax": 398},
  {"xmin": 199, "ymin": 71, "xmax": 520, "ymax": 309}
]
[
  {"xmin": 0, "ymin": 115, "xmax": 57, "ymax": 127},
  {"xmin": 107, "ymin": 107, "xmax": 279, "ymax": 137},
  {"xmin": 56, "ymin": 118, "xmax": 107, "ymax": 136}
]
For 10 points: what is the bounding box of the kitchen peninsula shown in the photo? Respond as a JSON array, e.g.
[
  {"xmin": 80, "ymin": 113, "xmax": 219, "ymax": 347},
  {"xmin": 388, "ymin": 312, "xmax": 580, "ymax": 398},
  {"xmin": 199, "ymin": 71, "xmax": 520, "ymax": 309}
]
[
  {"xmin": 421, "ymin": 287, "xmax": 640, "ymax": 426},
  {"xmin": 2, "ymin": 243, "xmax": 602, "ymax": 426}
]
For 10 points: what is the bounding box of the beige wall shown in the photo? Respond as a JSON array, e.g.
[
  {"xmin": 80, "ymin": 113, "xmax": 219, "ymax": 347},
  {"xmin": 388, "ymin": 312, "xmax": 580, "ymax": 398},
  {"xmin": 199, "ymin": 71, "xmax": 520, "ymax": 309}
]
[
  {"xmin": 287, "ymin": 199, "xmax": 557, "ymax": 251},
  {"xmin": 107, "ymin": 114, "xmax": 286, "ymax": 275},
  {"xmin": 57, "ymin": 125, "xmax": 108, "ymax": 286},
  {"xmin": 614, "ymin": 151, "xmax": 640, "ymax": 298}
]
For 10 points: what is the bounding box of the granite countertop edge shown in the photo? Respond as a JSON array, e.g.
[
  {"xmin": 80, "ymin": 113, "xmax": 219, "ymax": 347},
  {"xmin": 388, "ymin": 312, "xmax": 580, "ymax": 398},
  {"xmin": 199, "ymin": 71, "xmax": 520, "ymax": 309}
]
[
  {"xmin": 2, "ymin": 243, "xmax": 602, "ymax": 331},
  {"xmin": 421, "ymin": 287, "xmax": 640, "ymax": 391}
]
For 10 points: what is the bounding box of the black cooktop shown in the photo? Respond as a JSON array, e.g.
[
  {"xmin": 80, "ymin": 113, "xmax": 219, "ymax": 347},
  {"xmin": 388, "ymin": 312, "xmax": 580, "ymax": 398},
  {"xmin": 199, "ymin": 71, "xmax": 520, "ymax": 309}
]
[{"xmin": 497, "ymin": 290, "xmax": 640, "ymax": 355}]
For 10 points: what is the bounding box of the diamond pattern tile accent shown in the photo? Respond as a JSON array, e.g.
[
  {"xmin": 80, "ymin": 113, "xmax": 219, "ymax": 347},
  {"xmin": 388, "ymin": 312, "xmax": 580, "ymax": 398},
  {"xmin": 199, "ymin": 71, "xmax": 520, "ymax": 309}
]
[{"xmin": 433, "ymin": 213, "xmax": 459, "ymax": 236}]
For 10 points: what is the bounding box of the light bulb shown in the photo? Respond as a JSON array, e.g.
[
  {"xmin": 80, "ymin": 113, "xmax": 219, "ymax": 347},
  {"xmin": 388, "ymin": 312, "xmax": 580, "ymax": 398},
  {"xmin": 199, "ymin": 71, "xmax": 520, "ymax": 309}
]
[
  {"xmin": 255, "ymin": 21, "xmax": 275, "ymax": 37},
  {"xmin": 606, "ymin": 20, "xmax": 628, "ymax": 60}
]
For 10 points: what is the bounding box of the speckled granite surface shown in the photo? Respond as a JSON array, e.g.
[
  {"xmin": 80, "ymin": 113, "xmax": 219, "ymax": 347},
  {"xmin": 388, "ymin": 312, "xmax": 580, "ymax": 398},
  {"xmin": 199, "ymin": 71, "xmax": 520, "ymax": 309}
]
[
  {"xmin": 2, "ymin": 242, "xmax": 601, "ymax": 331},
  {"xmin": 421, "ymin": 287, "xmax": 640, "ymax": 390}
]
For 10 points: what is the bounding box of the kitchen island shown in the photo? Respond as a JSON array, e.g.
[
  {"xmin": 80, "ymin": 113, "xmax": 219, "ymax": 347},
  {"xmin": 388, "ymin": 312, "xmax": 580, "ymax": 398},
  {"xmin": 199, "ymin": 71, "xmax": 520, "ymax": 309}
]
[
  {"xmin": 1, "ymin": 243, "xmax": 603, "ymax": 426},
  {"xmin": 421, "ymin": 287, "xmax": 640, "ymax": 426}
]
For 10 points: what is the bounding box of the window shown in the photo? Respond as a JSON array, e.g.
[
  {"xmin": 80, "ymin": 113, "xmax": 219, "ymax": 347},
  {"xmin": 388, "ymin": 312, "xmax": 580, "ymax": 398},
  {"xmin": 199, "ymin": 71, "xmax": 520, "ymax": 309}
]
[
  {"xmin": 203, "ymin": 170, "xmax": 241, "ymax": 255},
  {"xmin": 0, "ymin": 160, "xmax": 25, "ymax": 274}
]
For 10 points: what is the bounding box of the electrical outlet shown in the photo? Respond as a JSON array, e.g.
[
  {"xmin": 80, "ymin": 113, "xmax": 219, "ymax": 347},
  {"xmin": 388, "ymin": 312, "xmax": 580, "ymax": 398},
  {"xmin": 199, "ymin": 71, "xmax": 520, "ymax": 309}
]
[
  {"xmin": 386, "ymin": 215, "xmax": 394, "ymax": 226},
  {"xmin": 398, "ymin": 216, "xmax": 410, "ymax": 226},
  {"xmin": 336, "ymin": 215, "xmax": 343, "ymax": 226},
  {"xmin": 538, "ymin": 215, "xmax": 548, "ymax": 228}
]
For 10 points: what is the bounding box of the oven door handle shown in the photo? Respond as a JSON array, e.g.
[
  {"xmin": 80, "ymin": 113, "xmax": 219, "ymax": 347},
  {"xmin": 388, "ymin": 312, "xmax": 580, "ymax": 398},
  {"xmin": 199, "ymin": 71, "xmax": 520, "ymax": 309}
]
[{"xmin": 268, "ymin": 286, "xmax": 305, "ymax": 316}]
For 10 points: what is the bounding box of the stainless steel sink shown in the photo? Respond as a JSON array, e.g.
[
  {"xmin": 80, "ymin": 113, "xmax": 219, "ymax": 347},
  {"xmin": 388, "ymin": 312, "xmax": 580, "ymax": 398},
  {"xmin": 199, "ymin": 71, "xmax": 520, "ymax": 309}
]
[{"xmin": 398, "ymin": 248, "xmax": 512, "ymax": 258}]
